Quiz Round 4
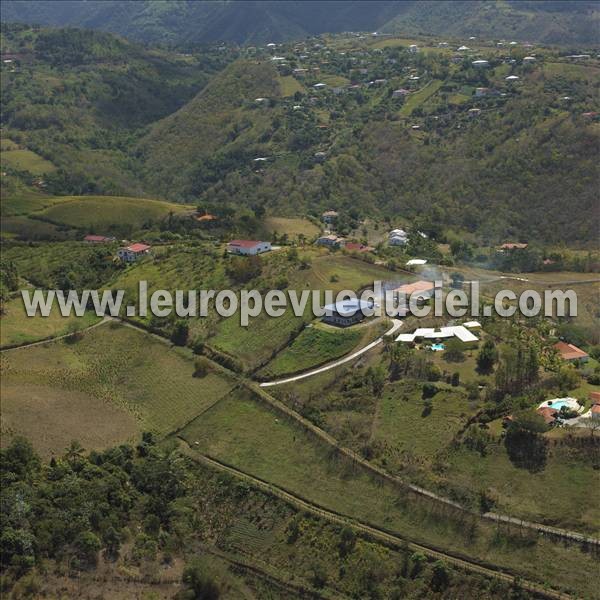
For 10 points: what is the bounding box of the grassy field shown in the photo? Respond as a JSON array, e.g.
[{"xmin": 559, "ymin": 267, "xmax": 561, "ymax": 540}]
[
  {"xmin": 33, "ymin": 195, "xmax": 192, "ymax": 230},
  {"xmin": 399, "ymin": 80, "xmax": 444, "ymax": 116},
  {"xmin": 445, "ymin": 442, "xmax": 600, "ymax": 534},
  {"xmin": 257, "ymin": 323, "xmax": 363, "ymax": 378},
  {"xmin": 278, "ymin": 75, "xmax": 305, "ymax": 96},
  {"xmin": 210, "ymin": 307, "xmax": 306, "ymax": 371},
  {"xmin": 295, "ymin": 253, "xmax": 397, "ymax": 293},
  {"xmin": 0, "ymin": 296, "xmax": 100, "ymax": 347},
  {"xmin": 373, "ymin": 381, "xmax": 472, "ymax": 457},
  {"xmin": 264, "ymin": 216, "xmax": 319, "ymax": 238},
  {"xmin": 179, "ymin": 387, "xmax": 597, "ymax": 598},
  {"xmin": 1, "ymin": 139, "xmax": 56, "ymax": 174},
  {"xmin": 1, "ymin": 216, "xmax": 64, "ymax": 240},
  {"xmin": 320, "ymin": 74, "xmax": 350, "ymax": 87},
  {"xmin": 0, "ymin": 322, "xmax": 236, "ymax": 454}
]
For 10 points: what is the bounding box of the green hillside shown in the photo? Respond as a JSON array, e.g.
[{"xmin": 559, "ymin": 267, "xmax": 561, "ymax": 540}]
[{"xmin": 3, "ymin": 1, "xmax": 598, "ymax": 46}]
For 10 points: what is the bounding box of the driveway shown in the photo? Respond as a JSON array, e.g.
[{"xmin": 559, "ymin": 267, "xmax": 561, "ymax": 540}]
[{"xmin": 259, "ymin": 319, "xmax": 402, "ymax": 387}]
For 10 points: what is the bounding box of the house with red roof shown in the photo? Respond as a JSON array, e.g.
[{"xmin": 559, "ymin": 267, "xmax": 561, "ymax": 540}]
[
  {"xmin": 343, "ymin": 242, "xmax": 374, "ymax": 253},
  {"xmin": 227, "ymin": 240, "xmax": 271, "ymax": 256},
  {"xmin": 117, "ymin": 243, "xmax": 151, "ymax": 263},
  {"xmin": 84, "ymin": 234, "xmax": 115, "ymax": 243},
  {"xmin": 553, "ymin": 341, "xmax": 589, "ymax": 363},
  {"xmin": 536, "ymin": 406, "xmax": 558, "ymax": 425}
]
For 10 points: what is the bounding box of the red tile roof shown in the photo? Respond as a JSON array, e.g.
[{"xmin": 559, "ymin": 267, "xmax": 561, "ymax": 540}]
[
  {"xmin": 196, "ymin": 213, "xmax": 218, "ymax": 221},
  {"xmin": 228, "ymin": 240, "xmax": 263, "ymax": 248},
  {"xmin": 500, "ymin": 242, "xmax": 528, "ymax": 250},
  {"xmin": 537, "ymin": 407, "xmax": 558, "ymax": 424},
  {"xmin": 84, "ymin": 234, "xmax": 112, "ymax": 242},
  {"xmin": 589, "ymin": 391, "xmax": 600, "ymax": 404},
  {"xmin": 592, "ymin": 404, "xmax": 600, "ymax": 414},
  {"xmin": 392, "ymin": 280, "xmax": 435, "ymax": 296},
  {"xmin": 553, "ymin": 341, "xmax": 589, "ymax": 361},
  {"xmin": 126, "ymin": 243, "xmax": 151, "ymax": 253},
  {"xmin": 344, "ymin": 242, "xmax": 373, "ymax": 252}
]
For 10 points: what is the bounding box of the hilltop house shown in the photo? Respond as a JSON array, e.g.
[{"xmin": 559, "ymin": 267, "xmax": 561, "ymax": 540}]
[
  {"xmin": 553, "ymin": 341, "xmax": 589, "ymax": 364},
  {"xmin": 322, "ymin": 210, "xmax": 339, "ymax": 224},
  {"xmin": 117, "ymin": 243, "xmax": 151, "ymax": 262},
  {"xmin": 322, "ymin": 298, "xmax": 375, "ymax": 327},
  {"xmin": 227, "ymin": 240, "xmax": 272, "ymax": 256}
]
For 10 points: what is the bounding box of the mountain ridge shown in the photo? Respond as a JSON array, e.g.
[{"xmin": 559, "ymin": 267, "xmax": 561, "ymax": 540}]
[{"xmin": 2, "ymin": 1, "xmax": 599, "ymax": 47}]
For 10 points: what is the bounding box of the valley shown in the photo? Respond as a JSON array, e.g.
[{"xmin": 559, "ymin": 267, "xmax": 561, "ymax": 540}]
[{"xmin": 1, "ymin": 11, "xmax": 599, "ymax": 600}]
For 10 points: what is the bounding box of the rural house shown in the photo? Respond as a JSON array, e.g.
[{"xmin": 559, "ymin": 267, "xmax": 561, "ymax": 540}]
[
  {"xmin": 322, "ymin": 298, "xmax": 375, "ymax": 327},
  {"xmin": 553, "ymin": 341, "xmax": 589, "ymax": 364},
  {"xmin": 84, "ymin": 234, "xmax": 115, "ymax": 243},
  {"xmin": 389, "ymin": 228, "xmax": 408, "ymax": 246},
  {"xmin": 227, "ymin": 240, "xmax": 272, "ymax": 256},
  {"xmin": 315, "ymin": 234, "xmax": 344, "ymax": 247},
  {"xmin": 117, "ymin": 243, "xmax": 151, "ymax": 262},
  {"xmin": 322, "ymin": 210, "xmax": 339, "ymax": 224}
]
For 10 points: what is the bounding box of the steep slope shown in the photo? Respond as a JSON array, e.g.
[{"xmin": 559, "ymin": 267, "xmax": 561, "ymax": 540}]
[
  {"xmin": 2, "ymin": 0, "xmax": 598, "ymax": 46},
  {"xmin": 138, "ymin": 58, "xmax": 282, "ymax": 198},
  {"xmin": 0, "ymin": 24, "xmax": 233, "ymax": 195}
]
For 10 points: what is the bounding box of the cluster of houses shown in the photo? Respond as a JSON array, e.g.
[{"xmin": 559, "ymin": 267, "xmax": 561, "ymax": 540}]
[{"xmin": 84, "ymin": 234, "xmax": 152, "ymax": 263}]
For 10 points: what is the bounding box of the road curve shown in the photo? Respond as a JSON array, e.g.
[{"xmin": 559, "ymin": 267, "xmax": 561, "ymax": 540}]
[{"xmin": 259, "ymin": 318, "xmax": 403, "ymax": 387}]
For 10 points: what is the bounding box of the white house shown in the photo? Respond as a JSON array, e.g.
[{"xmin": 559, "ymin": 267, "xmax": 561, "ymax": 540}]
[
  {"xmin": 315, "ymin": 234, "xmax": 343, "ymax": 247},
  {"xmin": 523, "ymin": 56, "xmax": 536, "ymax": 63},
  {"xmin": 227, "ymin": 240, "xmax": 272, "ymax": 256},
  {"xmin": 457, "ymin": 45, "xmax": 470, "ymax": 52},
  {"xmin": 117, "ymin": 243, "xmax": 151, "ymax": 262},
  {"xmin": 408, "ymin": 44, "xmax": 419, "ymax": 53},
  {"xmin": 389, "ymin": 228, "xmax": 408, "ymax": 246},
  {"xmin": 505, "ymin": 75, "xmax": 520, "ymax": 82},
  {"xmin": 472, "ymin": 60, "xmax": 489, "ymax": 68},
  {"xmin": 392, "ymin": 88, "xmax": 410, "ymax": 98}
]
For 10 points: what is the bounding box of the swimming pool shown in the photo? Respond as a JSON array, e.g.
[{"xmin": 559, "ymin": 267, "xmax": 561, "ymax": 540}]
[
  {"xmin": 431, "ymin": 343, "xmax": 445, "ymax": 351},
  {"xmin": 547, "ymin": 400, "xmax": 575, "ymax": 411}
]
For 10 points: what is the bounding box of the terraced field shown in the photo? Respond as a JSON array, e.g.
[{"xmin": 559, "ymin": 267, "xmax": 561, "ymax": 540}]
[{"xmin": 33, "ymin": 195, "xmax": 192, "ymax": 230}]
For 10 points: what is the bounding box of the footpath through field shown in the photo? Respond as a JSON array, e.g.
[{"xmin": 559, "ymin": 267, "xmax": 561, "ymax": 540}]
[
  {"xmin": 259, "ymin": 318, "xmax": 403, "ymax": 387},
  {"xmin": 179, "ymin": 443, "xmax": 573, "ymax": 600}
]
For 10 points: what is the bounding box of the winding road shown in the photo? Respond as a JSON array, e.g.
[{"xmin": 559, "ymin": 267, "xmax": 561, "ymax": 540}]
[{"xmin": 259, "ymin": 318, "xmax": 402, "ymax": 387}]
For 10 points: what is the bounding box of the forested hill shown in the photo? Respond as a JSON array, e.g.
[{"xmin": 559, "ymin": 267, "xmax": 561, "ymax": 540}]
[
  {"xmin": 2, "ymin": 24, "xmax": 599, "ymax": 244},
  {"xmin": 2, "ymin": 0, "xmax": 599, "ymax": 47}
]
